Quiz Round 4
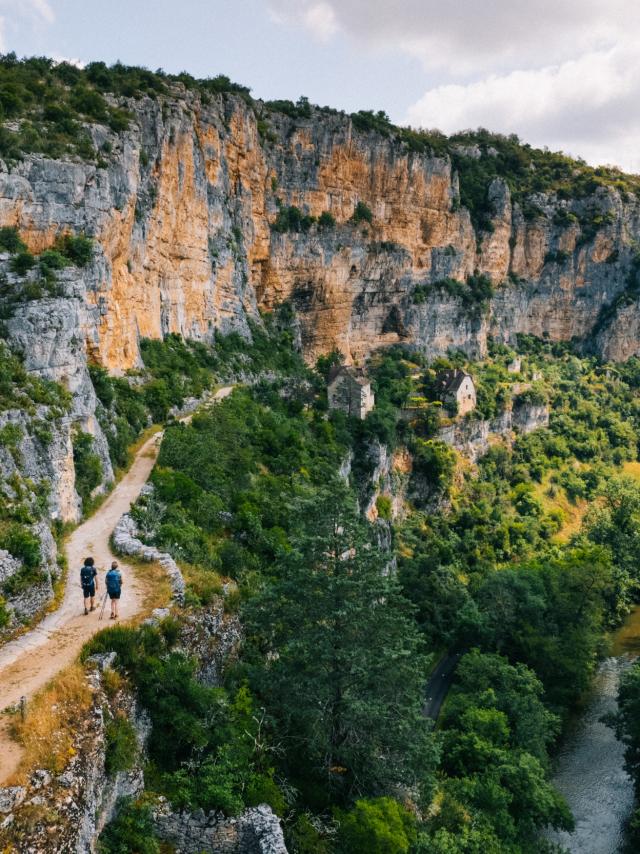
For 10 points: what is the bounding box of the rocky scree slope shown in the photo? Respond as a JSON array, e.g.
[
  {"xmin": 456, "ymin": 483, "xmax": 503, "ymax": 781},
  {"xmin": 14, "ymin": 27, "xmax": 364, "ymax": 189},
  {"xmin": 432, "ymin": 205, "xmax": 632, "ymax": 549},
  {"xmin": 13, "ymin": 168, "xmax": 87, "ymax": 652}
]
[{"xmin": 2, "ymin": 80, "xmax": 640, "ymax": 377}]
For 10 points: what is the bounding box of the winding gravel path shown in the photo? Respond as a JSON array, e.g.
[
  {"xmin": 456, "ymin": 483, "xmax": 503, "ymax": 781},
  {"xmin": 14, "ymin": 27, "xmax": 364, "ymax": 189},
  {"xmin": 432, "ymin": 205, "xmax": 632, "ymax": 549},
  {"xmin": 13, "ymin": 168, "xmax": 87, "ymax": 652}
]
[{"xmin": 0, "ymin": 385, "xmax": 233, "ymax": 782}]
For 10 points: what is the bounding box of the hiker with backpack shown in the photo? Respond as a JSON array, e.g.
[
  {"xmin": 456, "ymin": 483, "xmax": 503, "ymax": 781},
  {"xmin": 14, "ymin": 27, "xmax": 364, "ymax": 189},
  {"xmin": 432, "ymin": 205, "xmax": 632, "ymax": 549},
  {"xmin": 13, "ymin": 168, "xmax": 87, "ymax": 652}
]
[
  {"xmin": 80, "ymin": 557, "xmax": 98, "ymax": 615},
  {"xmin": 105, "ymin": 561, "xmax": 123, "ymax": 619}
]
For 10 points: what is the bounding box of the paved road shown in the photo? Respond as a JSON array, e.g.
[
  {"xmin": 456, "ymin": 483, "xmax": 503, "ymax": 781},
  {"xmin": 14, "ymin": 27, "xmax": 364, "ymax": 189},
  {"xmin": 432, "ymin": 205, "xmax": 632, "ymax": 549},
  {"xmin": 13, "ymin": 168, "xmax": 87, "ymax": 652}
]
[{"xmin": 423, "ymin": 652, "xmax": 462, "ymax": 721}]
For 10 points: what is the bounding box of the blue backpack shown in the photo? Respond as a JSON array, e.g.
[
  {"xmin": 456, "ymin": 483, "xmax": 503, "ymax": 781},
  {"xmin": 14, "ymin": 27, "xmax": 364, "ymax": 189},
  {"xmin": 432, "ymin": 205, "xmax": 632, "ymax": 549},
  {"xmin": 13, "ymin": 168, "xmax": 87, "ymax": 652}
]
[
  {"xmin": 80, "ymin": 565, "xmax": 95, "ymax": 587},
  {"xmin": 106, "ymin": 569, "xmax": 122, "ymax": 595}
]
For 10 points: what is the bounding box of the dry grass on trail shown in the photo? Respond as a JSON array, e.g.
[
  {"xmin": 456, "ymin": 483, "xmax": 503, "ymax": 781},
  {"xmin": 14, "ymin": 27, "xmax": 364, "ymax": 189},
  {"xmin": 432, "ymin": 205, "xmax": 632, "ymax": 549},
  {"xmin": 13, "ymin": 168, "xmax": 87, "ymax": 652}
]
[
  {"xmin": 7, "ymin": 663, "xmax": 93, "ymax": 784},
  {"xmin": 126, "ymin": 556, "xmax": 173, "ymax": 615}
]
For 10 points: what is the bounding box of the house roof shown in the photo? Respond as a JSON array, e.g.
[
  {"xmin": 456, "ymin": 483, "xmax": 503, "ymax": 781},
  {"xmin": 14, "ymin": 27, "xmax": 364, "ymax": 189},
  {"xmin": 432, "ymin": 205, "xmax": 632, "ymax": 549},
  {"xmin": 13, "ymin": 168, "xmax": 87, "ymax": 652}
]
[
  {"xmin": 328, "ymin": 365, "xmax": 370, "ymax": 388},
  {"xmin": 435, "ymin": 368, "xmax": 473, "ymax": 395}
]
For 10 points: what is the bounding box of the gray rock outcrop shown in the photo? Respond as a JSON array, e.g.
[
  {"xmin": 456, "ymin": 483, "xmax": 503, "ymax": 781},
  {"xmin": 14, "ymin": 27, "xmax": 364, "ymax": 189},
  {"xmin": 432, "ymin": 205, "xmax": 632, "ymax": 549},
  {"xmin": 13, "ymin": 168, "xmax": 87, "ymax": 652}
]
[
  {"xmin": 153, "ymin": 800, "xmax": 288, "ymax": 854},
  {"xmin": 112, "ymin": 511, "xmax": 186, "ymax": 604}
]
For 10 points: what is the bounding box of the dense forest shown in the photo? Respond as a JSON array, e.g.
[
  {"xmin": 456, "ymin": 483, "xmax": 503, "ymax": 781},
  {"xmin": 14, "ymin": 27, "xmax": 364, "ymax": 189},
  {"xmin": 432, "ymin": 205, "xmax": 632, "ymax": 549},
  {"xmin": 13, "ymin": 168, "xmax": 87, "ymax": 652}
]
[{"xmin": 64, "ymin": 311, "xmax": 640, "ymax": 854}]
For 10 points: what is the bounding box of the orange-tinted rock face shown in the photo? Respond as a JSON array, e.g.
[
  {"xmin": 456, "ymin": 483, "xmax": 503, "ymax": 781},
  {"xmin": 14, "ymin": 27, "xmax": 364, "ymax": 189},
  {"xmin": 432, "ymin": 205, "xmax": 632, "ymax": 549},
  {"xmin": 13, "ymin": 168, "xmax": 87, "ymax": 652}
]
[{"xmin": 1, "ymin": 89, "xmax": 640, "ymax": 373}]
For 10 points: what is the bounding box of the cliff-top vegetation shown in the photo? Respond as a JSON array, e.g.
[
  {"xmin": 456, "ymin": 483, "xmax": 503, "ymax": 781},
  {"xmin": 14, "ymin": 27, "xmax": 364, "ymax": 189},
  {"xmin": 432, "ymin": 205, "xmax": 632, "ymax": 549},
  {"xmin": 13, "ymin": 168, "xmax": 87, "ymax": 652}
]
[{"xmin": 2, "ymin": 53, "xmax": 639, "ymax": 236}]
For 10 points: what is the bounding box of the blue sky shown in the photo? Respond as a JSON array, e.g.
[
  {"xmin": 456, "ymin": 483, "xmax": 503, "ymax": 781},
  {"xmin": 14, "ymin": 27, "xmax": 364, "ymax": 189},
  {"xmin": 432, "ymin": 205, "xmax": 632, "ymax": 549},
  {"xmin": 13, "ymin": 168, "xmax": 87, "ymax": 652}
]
[{"xmin": 5, "ymin": 0, "xmax": 640, "ymax": 171}]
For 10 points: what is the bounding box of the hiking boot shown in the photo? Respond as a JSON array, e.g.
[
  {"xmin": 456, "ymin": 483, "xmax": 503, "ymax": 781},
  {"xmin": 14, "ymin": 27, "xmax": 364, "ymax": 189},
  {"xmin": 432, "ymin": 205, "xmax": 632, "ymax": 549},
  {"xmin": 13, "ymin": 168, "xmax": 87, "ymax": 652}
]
[
  {"xmin": 90, "ymin": 605, "xmax": 95, "ymax": 612},
  {"xmin": 84, "ymin": 608, "xmax": 89, "ymax": 615}
]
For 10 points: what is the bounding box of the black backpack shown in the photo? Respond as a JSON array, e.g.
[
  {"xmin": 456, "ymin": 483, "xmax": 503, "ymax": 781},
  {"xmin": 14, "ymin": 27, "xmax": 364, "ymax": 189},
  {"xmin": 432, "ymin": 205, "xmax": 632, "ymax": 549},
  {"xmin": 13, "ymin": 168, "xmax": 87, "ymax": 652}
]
[{"xmin": 80, "ymin": 565, "xmax": 94, "ymax": 586}]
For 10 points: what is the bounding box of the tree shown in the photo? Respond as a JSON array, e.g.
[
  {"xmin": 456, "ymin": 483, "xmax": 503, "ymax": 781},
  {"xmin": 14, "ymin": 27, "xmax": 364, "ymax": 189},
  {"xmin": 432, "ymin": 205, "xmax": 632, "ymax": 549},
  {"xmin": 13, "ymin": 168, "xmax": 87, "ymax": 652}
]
[
  {"xmin": 336, "ymin": 797, "xmax": 416, "ymax": 854},
  {"xmin": 475, "ymin": 546, "xmax": 614, "ymax": 710},
  {"xmin": 610, "ymin": 662, "xmax": 640, "ymax": 786},
  {"xmin": 244, "ymin": 484, "xmax": 437, "ymax": 803},
  {"xmin": 443, "ymin": 650, "xmax": 560, "ymax": 765},
  {"xmin": 586, "ymin": 475, "xmax": 640, "ymax": 614}
]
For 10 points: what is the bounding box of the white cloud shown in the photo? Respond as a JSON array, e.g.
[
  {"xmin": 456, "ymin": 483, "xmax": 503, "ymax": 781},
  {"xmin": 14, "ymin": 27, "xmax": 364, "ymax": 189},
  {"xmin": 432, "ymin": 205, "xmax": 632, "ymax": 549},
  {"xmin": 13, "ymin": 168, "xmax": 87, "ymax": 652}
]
[
  {"xmin": 303, "ymin": 3, "xmax": 337, "ymax": 42},
  {"xmin": 268, "ymin": 0, "xmax": 640, "ymax": 74},
  {"xmin": 268, "ymin": 0, "xmax": 640, "ymax": 171},
  {"xmin": 0, "ymin": 0, "xmax": 54, "ymax": 52},
  {"xmin": 405, "ymin": 45, "xmax": 640, "ymax": 171}
]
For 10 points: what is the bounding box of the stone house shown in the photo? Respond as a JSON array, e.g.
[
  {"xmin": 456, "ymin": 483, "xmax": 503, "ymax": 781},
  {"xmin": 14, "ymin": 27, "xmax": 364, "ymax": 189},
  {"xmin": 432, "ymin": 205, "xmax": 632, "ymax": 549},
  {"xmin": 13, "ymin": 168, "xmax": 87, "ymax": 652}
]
[
  {"xmin": 507, "ymin": 357, "xmax": 522, "ymax": 373},
  {"xmin": 435, "ymin": 368, "xmax": 476, "ymax": 416},
  {"xmin": 327, "ymin": 365, "xmax": 375, "ymax": 419}
]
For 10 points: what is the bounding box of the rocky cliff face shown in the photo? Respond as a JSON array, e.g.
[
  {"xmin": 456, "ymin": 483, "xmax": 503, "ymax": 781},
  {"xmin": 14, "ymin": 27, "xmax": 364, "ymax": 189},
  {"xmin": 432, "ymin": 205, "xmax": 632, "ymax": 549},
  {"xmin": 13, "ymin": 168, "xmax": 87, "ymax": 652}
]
[{"xmin": 2, "ymin": 88, "xmax": 640, "ymax": 379}]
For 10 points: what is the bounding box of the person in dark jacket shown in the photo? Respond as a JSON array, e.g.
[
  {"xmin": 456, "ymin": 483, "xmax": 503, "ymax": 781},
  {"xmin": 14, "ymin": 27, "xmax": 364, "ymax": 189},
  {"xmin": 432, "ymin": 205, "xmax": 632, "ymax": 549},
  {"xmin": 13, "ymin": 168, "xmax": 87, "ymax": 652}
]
[
  {"xmin": 80, "ymin": 556, "xmax": 98, "ymax": 615},
  {"xmin": 105, "ymin": 561, "xmax": 123, "ymax": 619}
]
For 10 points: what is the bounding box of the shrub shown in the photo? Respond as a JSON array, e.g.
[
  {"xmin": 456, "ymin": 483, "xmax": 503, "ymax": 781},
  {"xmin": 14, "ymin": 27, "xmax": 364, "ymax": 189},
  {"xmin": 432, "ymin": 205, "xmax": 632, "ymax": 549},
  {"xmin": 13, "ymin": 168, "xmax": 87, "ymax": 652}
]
[
  {"xmin": 39, "ymin": 249, "xmax": 67, "ymax": 273},
  {"xmin": 352, "ymin": 201, "xmax": 373, "ymax": 224},
  {"xmin": 98, "ymin": 798, "xmax": 160, "ymax": 854},
  {"xmin": 272, "ymin": 205, "xmax": 316, "ymax": 233},
  {"xmin": 376, "ymin": 494, "xmax": 392, "ymax": 520},
  {"xmin": 245, "ymin": 773, "xmax": 287, "ymax": 815},
  {"xmin": 73, "ymin": 431, "xmax": 103, "ymax": 502},
  {"xmin": 105, "ymin": 714, "xmax": 138, "ymax": 775},
  {"xmin": 318, "ymin": 211, "xmax": 336, "ymax": 229},
  {"xmin": 0, "ymin": 226, "xmax": 26, "ymax": 254},
  {"xmin": 265, "ymin": 96, "xmax": 312, "ymax": 119},
  {"xmin": 545, "ymin": 249, "xmax": 570, "ymax": 265},
  {"xmin": 412, "ymin": 440, "xmax": 456, "ymax": 494},
  {"xmin": 54, "ymin": 233, "xmax": 94, "ymax": 267},
  {"xmin": 0, "ymin": 523, "xmax": 41, "ymax": 569},
  {"xmin": 287, "ymin": 814, "xmax": 331, "ymax": 854},
  {"xmin": 0, "ymin": 595, "xmax": 10, "ymax": 628},
  {"xmin": 336, "ymin": 797, "xmax": 416, "ymax": 854},
  {"xmin": 9, "ymin": 250, "xmax": 35, "ymax": 275}
]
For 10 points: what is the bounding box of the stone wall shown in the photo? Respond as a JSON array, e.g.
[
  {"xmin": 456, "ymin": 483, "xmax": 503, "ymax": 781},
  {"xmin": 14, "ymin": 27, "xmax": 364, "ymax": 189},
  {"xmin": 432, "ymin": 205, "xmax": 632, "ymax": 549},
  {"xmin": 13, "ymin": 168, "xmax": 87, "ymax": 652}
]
[
  {"xmin": 153, "ymin": 801, "xmax": 287, "ymax": 854},
  {"xmin": 437, "ymin": 403, "xmax": 549, "ymax": 462},
  {"xmin": 112, "ymin": 508, "xmax": 186, "ymax": 604}
]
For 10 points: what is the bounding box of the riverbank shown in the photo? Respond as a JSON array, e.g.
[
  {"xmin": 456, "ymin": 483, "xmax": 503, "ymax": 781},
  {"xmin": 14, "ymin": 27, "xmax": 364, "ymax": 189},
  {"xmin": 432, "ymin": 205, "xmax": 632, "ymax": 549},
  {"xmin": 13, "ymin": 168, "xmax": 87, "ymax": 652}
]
[{"xmin": 544, "ymin": 606, "xmax": 640, "ymax": 853}]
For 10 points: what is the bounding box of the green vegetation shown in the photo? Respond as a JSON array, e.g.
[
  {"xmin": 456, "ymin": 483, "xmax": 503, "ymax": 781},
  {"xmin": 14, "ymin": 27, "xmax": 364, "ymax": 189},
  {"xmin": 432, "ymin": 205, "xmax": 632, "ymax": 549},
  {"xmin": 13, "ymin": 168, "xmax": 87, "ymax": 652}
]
[
  {"xmin": 244, "ymin": 486, "xmax": 435, "ymax": 803},
  {"xmin": 272, "ymin": 205, "xmax": 316, "ymax": 233},
  {"xmin": 318, "ymin": 210, "xmax": 336, "ymax": 229},
  {"xmin": 89, "ymin": 325, "xmax": 640, "ymax": 851},
  {"xmin": 0, "ymin": 228, "xmax": 96, "ymax": 312},
  {"xmin": 336, "ymin": 798, "xmax": 417, "ymax": 854},
  {"xmin": 352, "ymin": 201, "xmax": 373, "ymax": 225},
  {"xmin": 85, "ymin": 622, "xmax": 284, "ymax": 818},
  {"xmin": 413, "ymin": 273, "xmax": 494, "ymax": 313},
  {"xmin": 72, "ymin": 431, "xmax": 103, "ymax": 507},
  {"xmin": 0, "ymin": 341, "xmax": 70, "ymax": 414},
  {"xmin": 0, "ymin": 227, "xmax": 26, "ymax": 254},
  {"xmin": 265, "ymin": 96, "xmax": 312, "ymax": 119},
  {"xmin": 98, "ymin": 797, "xmax": 161, "ymax": 854},
  {"xmin": 345, "ymin": 115, "xmax": 640, "ymax": 232},
  {"xmin": 0, "ymin": 53, "xmax": 250, "ymax": 163},
  {"xmin": 104, "ymin": 715, "xmax": 138, "ymax": 775}
]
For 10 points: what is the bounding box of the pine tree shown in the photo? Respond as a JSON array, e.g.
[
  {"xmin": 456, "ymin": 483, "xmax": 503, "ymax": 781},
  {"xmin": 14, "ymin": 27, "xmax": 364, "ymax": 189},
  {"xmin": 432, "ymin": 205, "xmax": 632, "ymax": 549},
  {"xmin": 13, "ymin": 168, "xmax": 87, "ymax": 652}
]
[{"xmin": 244, "ymin": 483, "xmax": 437, "ymax": 803}]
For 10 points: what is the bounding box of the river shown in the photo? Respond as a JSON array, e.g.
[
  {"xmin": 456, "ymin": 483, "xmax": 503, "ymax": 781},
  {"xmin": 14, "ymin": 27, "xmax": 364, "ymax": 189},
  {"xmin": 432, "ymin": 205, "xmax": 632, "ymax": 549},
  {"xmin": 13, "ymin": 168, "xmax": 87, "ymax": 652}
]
[{"xmin": 544, "ymin": 606, "xmax": 640, "ymax": 854}]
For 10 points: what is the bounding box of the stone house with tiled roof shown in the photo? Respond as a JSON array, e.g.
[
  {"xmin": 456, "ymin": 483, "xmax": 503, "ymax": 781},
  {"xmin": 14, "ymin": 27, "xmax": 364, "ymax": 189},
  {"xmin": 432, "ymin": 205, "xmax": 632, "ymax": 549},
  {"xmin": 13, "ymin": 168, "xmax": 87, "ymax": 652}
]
[
  {"xmin": 435, "ymin": 368, "xmax": 476, "ymax": 416},
  {"xmin": 327, "ymin": 366, "xmax": 375, "ymax": 419}
]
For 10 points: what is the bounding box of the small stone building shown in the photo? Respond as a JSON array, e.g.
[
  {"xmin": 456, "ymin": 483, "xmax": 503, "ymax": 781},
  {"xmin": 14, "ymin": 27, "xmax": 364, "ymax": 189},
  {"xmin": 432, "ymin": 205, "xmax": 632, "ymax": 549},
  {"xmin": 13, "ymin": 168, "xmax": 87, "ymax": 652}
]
[
  {"xmin": 327, "ymin": 365, "xmax": 375, "ymax": 419},
  {"xmin": 435, "ymin": 368, "xmax": 476, "ymax": 416}
]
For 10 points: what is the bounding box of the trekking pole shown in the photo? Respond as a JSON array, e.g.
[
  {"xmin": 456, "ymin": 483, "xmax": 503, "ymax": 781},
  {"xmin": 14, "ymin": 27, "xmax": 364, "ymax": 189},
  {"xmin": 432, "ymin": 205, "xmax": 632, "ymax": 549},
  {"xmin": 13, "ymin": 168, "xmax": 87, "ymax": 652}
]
[{"xmin": 99, "ymin": 590, "xmax": 109, "ymax": 621}]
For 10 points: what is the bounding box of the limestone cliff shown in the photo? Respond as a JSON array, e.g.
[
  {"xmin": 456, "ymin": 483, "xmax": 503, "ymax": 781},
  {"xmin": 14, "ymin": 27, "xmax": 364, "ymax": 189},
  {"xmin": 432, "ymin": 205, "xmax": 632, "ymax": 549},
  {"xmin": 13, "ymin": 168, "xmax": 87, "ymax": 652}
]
[{"xmin": 2, "ymin": 86, "xmax": 640, "ymax": 378}]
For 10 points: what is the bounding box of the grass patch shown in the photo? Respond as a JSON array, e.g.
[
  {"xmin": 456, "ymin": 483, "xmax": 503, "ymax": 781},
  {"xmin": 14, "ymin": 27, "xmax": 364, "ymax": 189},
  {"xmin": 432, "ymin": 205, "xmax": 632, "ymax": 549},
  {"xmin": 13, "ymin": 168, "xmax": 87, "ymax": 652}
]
[
  {"xmin": 180, "ymin": 562, "xmax": 224, "ymax": 607},
  {"xmin": 531, "ymin": 471, "xmax": 588, "ymax": 543},
  {"xmin": 8, "ymin": 663, "xmax": 93, "ymax": 782}
]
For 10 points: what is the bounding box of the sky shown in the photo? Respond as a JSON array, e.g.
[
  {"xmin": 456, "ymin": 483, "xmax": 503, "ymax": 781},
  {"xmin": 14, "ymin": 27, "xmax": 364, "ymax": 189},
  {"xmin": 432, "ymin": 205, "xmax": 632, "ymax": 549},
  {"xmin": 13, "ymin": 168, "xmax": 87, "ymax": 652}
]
[{"xmin": 4, "ymin": 0, "xmax": 640, "ymax": 172}]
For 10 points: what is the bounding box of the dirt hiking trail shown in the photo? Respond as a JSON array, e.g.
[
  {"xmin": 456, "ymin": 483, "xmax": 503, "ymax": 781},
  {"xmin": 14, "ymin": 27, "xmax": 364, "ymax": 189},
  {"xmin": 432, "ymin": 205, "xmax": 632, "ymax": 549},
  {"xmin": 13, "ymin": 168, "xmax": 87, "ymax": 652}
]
[{"xmin": 0, "ymin": 386, "xmax": 233, "ymax": 783}]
